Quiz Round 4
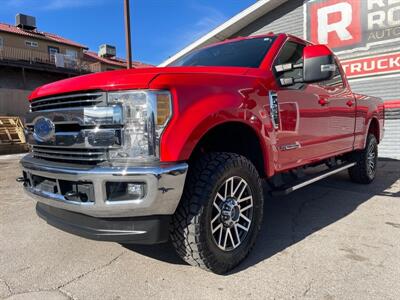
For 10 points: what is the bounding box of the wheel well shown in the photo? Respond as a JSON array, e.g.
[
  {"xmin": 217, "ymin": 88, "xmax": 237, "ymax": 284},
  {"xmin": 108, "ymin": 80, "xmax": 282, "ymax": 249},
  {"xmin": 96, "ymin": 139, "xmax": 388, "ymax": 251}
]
[
  {"xmin": 190, "ymin": 122, "xmax": 266, "ymax": 177},
  {"xmin": 368, "ymin": 118, "xmax": 380, "ymax": 143}
]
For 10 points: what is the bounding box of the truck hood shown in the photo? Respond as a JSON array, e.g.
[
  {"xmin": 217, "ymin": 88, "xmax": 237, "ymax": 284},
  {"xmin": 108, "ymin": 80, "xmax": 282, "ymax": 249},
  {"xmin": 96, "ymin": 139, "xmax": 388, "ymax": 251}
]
[{"xmin": 29, "ymin": 66, "xmax": 249, "ymax": 100}]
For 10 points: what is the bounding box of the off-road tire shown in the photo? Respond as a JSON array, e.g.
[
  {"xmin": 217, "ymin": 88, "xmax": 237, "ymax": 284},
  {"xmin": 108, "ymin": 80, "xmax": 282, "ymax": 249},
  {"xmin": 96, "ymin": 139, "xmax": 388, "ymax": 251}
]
[
  {"xmin": 348, "ymin": 133, "xmax": 378, "ymax": 184},
  {"xmin": 170, "ymin": 152, "xmax": 264, "ymax": 274}
]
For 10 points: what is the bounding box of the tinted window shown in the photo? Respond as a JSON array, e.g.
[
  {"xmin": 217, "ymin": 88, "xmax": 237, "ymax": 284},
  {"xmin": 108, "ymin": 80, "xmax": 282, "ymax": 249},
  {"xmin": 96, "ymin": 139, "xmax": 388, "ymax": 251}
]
[
  {"xmin": 274, "ymin": 41, "xmax": 305, "ymax": 81},
  {"xmin": 171, "ymin": 37, "xmax": 276, "ymax": 68},
  {"xmin": 319, "ymin": 61, "xmax": 344, "ymax": 87}
]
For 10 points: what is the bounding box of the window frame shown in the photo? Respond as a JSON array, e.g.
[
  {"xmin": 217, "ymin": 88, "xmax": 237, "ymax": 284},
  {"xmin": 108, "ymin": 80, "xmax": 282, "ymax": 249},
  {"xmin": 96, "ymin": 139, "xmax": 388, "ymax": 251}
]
[
  {"xmin": 0, "ymin": 36, "xmax": 3, "ymax": 48},
  {"xmin": 48, "ymin": 46, "xmax": 60, "ymax": 55},
  {"xmin": 25, "ymin": 40, "xmax": 39, "ymax": 48},
  {"xmin": 66, "ymin": 49, "xmax": 77, "ymax": 58},
  {"xmin": 316, "ymin": 58, "xmax": 345, "ymax": 88},
  {"xmin": 272, "ymin": 39, "xmax": 307, "ymax": 89}
]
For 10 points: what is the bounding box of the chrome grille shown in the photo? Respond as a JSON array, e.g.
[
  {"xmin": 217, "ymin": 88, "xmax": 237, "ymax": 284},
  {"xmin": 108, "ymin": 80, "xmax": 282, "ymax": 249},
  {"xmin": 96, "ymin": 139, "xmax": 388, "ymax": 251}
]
[
  {"xmin": 27, "ymin": 91, "xmax": 121, "ymax": 164},
  {"xmin": 31, "ymin": 145, "xmax": 108, "ymax": 163},
  {"xmin": 30, "ymin": 92, "xmax": 105, "ymax": 112}
]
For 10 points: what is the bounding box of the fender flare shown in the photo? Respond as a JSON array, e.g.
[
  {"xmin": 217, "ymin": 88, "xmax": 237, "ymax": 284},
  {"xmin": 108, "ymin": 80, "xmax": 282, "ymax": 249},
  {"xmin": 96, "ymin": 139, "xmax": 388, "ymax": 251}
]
[
  {"xmin": 362, "ymin": 116, "xmax": 380, "ymax": 149},
  {"xmin": 162, "ymin": 111, "xmax": 275, "ymax": 178},
  {"xmin": 199, "ymin": 118, "xmax": 274, "ymax": 173}
]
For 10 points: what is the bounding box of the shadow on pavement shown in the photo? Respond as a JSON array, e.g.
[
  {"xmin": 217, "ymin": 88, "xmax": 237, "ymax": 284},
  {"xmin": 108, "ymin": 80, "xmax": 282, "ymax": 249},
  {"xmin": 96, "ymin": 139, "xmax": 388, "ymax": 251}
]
[
  {"xmin": 123, "ymin": 159, "xmax": 400, "ymax": 273},
  {"xmin": 123, "ymin": 240, "xmax": 186, "ymax": 266}
]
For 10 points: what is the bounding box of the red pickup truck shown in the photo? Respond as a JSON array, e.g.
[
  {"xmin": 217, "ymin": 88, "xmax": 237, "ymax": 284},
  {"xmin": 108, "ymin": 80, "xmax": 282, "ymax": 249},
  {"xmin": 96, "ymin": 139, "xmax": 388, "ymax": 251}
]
[{"xmin": 19, "ymin": 33, "xmax": 384, "ymax": 274}]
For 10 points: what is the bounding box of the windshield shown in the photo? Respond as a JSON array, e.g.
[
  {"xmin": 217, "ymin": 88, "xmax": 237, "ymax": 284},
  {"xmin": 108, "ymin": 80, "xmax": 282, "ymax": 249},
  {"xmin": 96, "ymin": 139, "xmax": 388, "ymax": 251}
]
[{"xmin": 170, "ymin": 37, "xmax": 276, "ymax": 68}]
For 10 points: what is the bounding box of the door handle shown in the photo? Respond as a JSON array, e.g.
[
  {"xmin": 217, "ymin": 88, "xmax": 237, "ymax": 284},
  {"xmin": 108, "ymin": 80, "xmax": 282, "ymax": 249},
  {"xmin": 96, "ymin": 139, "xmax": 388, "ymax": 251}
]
[
  {"xmin": 318, "ymin": 98, "xmax": 330, "ymax": 106},
  {"xmin": 346, "ymin": 100, "xmax": 354, "ymax": 107}
]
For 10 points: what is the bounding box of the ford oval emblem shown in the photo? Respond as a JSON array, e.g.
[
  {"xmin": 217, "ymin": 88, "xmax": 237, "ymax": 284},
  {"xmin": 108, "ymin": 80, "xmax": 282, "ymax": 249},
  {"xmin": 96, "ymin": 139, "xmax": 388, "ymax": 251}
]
[{"xmin": 33, "ymin": 117, "xmax": 55, "ymax": 142}]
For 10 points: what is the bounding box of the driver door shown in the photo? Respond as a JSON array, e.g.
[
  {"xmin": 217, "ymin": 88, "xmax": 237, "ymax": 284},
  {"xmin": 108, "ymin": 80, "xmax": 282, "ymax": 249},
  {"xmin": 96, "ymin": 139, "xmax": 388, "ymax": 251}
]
[{"xmin": 271, "ymin": 40, "xmax": 332, "ymax": 171}]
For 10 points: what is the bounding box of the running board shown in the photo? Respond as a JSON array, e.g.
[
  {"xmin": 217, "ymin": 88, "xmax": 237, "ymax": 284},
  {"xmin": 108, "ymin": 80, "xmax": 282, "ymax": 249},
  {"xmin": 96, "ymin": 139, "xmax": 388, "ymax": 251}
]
[{"xmin": 271, "ymin": 162, "xmax": 356, "ymax": 197}]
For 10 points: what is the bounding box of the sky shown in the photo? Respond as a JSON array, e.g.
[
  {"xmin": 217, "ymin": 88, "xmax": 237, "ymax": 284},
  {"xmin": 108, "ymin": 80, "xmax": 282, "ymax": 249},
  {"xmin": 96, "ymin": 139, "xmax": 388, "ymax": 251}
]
[{"xmin": 0, "ymin": 0, "xmax": 256, "ymax": 65}]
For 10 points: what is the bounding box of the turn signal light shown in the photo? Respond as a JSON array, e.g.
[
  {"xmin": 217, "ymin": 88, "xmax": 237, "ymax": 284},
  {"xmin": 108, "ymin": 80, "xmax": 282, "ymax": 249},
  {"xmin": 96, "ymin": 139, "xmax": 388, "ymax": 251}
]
[{"xmin": 157, "ymin": 93, "xmax": 171, "ymax": 126}]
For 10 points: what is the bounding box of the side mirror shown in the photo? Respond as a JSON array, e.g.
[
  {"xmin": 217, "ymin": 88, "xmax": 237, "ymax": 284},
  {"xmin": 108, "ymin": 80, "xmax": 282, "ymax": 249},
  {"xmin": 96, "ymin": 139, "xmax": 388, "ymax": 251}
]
[{"xmin": 303, "ymin": 45, "xmax": 335, "ymax": 83}]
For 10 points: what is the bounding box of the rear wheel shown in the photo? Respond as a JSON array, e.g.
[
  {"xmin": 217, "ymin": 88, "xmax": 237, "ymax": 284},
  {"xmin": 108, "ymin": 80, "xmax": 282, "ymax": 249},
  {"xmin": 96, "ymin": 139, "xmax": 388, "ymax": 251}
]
[
  {"xmin": 348, "ymin": 133, "xmax": 378, "ymax": 184},
  {"xmin": 170, "ymin": 152, "xmax": 264, "ymax": 274}
]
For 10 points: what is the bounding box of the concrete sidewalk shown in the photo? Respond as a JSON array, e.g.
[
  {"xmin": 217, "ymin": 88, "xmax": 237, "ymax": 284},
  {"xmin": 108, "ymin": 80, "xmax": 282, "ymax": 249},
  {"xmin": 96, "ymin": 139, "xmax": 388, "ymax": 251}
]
[{"xmin": 0, "ymin": 155, "xmax": 399, "ymax": 299}]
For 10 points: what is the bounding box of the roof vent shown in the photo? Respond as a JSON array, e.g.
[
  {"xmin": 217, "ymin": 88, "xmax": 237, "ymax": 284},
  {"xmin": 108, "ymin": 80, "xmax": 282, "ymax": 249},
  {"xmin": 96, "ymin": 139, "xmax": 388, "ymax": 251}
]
[
  {"xmin": 16, "ymin": 14, "xmax": 37, "ymax": 30},
  {"xmin": 98, "ymin": 44, "xmax": 116, "ymax": 58}
]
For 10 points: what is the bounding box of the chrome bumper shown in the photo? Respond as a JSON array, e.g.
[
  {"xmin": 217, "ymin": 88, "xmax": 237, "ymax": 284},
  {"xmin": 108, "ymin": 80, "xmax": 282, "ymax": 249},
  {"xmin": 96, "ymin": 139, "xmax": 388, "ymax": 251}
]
[{"xmin": 20, "ymin": 154, "xmax": 188, "ymax": 218}]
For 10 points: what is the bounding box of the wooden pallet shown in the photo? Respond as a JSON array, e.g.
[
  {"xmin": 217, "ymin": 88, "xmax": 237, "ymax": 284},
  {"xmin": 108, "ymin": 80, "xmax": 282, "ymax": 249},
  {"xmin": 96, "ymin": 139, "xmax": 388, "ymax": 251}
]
[{"xmin": 0, "ymin": 116, "xmax": 26, "ymax": 145}]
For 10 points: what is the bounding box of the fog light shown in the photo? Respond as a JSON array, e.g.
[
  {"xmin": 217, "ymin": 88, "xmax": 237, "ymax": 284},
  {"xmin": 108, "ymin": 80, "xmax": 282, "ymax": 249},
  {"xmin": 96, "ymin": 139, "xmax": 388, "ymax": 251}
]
[
  {"xmin": 127, "ymin": 183, "xmax": 145, "ymax": 198},
  {"xmin": 106, "ymin": 182, "xmax": 146, "ymax": 201}
]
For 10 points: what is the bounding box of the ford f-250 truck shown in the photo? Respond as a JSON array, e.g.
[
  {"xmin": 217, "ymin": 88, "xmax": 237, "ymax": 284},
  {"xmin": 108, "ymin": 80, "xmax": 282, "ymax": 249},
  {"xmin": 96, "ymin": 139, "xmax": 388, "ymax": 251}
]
[{"xmin": 18, "ymin": 33, "xmax": 384, "ymax": 274}]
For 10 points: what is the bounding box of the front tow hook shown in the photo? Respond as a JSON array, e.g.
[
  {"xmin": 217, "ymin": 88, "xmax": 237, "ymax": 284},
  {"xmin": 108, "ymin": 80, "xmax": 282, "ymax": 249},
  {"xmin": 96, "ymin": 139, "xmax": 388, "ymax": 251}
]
[
  {"xmin": 16, "ymin": 177, "xmax": 29, "ymax": 187},
  {"xmin": 16, "ymin": 177, "xmax": 26, "ymax": 183},
  {"xmin": 65, "ymin": 191, "xmax": 89, "ymax": 203}
]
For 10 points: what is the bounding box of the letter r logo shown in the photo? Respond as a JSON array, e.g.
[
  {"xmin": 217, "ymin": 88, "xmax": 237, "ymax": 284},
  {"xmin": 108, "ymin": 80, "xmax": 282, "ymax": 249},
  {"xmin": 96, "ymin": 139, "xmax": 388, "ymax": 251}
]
[
  {"xmin": 317, "ymin": 2, "xmax": 353, "ymax": 44},
  {"xmin": 307, "ymin": 0, "xmax": 363, "ymax": 50}
]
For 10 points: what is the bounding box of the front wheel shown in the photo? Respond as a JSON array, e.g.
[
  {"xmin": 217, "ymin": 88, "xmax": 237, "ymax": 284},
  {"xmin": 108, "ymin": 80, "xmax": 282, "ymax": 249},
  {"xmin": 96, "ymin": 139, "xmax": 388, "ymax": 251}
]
[
  {"xmin": 348, "ymin": 133, "xmax": 378, "ymax": 184},
  {"xmin": 170, "ymin": 152, "xmax": 264, "ymax": 274}
]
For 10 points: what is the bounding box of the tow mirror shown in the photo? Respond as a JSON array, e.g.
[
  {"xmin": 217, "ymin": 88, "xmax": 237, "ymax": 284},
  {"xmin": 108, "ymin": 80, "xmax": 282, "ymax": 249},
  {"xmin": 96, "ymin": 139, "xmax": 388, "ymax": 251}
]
[{"xmin": 303, "ymin": 45, "xmax": 335, "ymax": 83}]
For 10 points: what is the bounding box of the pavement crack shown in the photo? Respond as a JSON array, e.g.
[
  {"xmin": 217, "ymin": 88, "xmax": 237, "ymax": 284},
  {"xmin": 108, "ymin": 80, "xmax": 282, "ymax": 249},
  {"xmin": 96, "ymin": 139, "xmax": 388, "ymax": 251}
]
[
  {"xmin": 385, "ymin": 221, "xmax": 400, "ymax": 229},
  {"xmin": 58, "ymin": 251, "xmax": 125, "ymax": 289},
  {"xmin": 1, "ymin": 278, "xmax": 13, "ymax": 296},
  {"xmin": 3, "ymin": 289, "xmax": 65, "ymax": 299},
  {"xmin": 1, "ymin": 252, "xmax": 125, "ymax": 299},
  {"xmin": 303, "ymin": 281, "xmax": 313, "ymax": 297},
  {"xmin": 339, "ymin": 248, "xmax": 368, "ymax": 262},
  {"xmin": 58, "ymin": 287, "xmax": 76, "ymax": 300}
]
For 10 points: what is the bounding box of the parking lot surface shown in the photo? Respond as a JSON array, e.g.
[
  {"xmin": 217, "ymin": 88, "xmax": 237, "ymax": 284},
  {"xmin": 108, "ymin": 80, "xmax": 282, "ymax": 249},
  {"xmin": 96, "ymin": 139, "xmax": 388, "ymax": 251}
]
[{"xmin": 1, "ymin": 154, "xmax": 399, "ymax": 300}]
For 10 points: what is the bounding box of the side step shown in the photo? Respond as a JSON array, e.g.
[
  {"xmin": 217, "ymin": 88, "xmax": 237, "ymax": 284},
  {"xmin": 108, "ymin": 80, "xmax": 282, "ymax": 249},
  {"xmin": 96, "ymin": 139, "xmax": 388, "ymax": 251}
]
[{"xmin": 270, "ymin": 162, "xmax": 356, "ymax": 197}]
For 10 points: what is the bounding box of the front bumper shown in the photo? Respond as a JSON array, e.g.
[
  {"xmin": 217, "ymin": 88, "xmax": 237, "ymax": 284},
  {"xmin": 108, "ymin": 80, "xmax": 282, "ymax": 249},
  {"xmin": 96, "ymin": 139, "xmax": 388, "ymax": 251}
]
[
  {"xmin": 36, "ymin": 203, "xmax": 171, "ymax": 244},
  {"xmin": 20, "ymin": 154, "xmax": 188, "ymax": 218}
]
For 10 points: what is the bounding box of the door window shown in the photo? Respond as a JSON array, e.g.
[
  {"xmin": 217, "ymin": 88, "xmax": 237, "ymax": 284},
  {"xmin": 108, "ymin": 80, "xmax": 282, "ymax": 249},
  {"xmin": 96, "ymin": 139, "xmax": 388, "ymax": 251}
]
[
  {"xmin": 318, "ymin": 60, "xmax": 345, "ymax": 88},
  {"xmin": 274, "ymin": 41, "xmax": 305, "ymax": 83}
]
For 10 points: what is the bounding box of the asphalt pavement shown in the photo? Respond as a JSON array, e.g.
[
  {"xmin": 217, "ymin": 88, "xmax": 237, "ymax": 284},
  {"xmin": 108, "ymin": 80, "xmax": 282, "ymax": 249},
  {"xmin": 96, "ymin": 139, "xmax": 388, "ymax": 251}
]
[{"xmin": 1, "ymin": 154, "xmax": 399, "ymax": 300}]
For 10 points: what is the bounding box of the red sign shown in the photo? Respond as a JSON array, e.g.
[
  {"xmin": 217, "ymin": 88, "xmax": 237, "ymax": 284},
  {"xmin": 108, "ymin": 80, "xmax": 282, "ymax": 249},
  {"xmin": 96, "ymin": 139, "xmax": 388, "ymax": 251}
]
[
  {"xmin": 306, "ymin": 0, "xmax": 400, "ymax": 52},
  {"xmin": 384, "ymin": 100, "xmax": 400, "ymax": 109},
  {"xmin": 341, "ymin": 52, "xmax": 400, "ymax": 78},
  {"xmin": 308, "ymin": 0, "xmax": 362, "ymax": 50}
]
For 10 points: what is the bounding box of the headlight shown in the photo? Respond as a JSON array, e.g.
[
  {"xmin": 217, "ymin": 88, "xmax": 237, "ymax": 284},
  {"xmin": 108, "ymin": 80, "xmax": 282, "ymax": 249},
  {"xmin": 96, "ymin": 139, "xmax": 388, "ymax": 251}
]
[{"xmin": 108, "ymin": 90, "xmax": 172, "ymax": 162}]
